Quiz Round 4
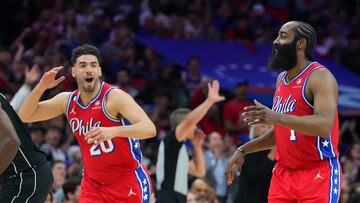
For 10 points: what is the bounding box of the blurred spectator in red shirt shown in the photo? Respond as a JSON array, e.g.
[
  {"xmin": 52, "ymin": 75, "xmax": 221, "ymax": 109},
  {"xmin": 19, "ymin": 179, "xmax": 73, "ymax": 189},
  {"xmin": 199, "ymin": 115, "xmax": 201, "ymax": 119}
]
[{"xmin": 223, "ymin": 81, "xmax": 253, "ymax": 144}]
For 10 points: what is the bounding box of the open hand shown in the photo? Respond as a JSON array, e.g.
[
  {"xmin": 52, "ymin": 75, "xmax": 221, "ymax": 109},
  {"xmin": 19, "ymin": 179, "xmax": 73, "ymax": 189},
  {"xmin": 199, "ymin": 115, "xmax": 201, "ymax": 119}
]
[
  {"xmin": 207, "ymin": 80, "xmax": 225, "ymax": 104},
  {"xmin": 38, "ymin": 66, "xmax": 65, "ymax": 91},
  {"xmin": 242, "ymin": 100, "xmax": 280, "ymax": 125},
  {"xmin": 224, "ymin": 149, "xmax": 245, "ymax": 185}
]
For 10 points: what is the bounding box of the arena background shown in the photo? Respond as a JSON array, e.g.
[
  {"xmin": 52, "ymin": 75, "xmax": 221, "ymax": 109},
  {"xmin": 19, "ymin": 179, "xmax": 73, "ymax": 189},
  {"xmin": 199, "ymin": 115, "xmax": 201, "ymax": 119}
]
[{"xmin": 0, "ymin": 0, "xmax": 359, "ymax": 202}]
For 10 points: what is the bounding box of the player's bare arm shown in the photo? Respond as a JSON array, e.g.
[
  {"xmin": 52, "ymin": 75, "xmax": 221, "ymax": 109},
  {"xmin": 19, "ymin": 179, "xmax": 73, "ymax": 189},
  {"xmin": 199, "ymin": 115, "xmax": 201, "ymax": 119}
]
[
  {"xmin": 188, "ymin": 128, "xmax": 206, "ymax": 178},
  {"xmin": 176, "ymin": 80, "xmax": 225, "ymax": 142},
  {"xmin": 243, "ymin": 68, "xmax": 337, "ymax": 138},
  {"xmin": 0, "ymin": 104, "xmax": 20, "ymax": 174},
  {"xmin": 225, "ymin": 127, "xmax": 275, "ymax": 185},
  {"xmin": 19, "ymin": 66, "xmax": 68, "ymax": 122},
  {"xmin": 85, "ymin": 88, "xmax": 156, "ymax": 142}
]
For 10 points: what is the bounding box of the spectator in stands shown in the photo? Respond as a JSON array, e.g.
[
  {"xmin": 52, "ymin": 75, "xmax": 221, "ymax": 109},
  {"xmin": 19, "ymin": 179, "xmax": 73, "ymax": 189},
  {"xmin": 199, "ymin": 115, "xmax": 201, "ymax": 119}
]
[
  {"xmin": 51, "ymin": 160, "xmax": 67, "ymax": 194},
  {"xmin": 40, "ymin": 125, "xmax": 66, "ymax": 162},
  {"xmin": 183, "ymin": 57, "xmax": 207, "ymax": 96},
  {"xmin": 204, "ymin": 132, "xmax": 228, "ymax": 202},
  {"xmin": 187, "ymin": 191, "xmax": 197, "ymax": 203},
  {"xmin": 63, "ymin": 177, "xmax": 81, "ymax": 203},
  {"xmin": 223, "ymin": 81, "xmax": 253, "ymax": 144}
]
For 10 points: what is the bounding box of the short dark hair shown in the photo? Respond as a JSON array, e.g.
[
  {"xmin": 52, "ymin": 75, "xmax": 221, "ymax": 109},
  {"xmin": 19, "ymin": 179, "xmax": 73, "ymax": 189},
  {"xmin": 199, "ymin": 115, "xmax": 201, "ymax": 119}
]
[
  {"xmin": 63, "ymin": 177, "xmax": 81, "ymax": 200},
  {"xmin": 71, "ymin": 44, "xmax": 101, "ymax": 65},
  {"xmin": 292, "ymin": 21, "xmax": 317, "ymax": 61},
  {"xmin": 236, "ymin": 80, "xmax": 248, "ymax": 87},
  {"xmin": 186, "ymin": 56, "xmax": 200, "ymax": 66},
  {"xmin": 170, "ymin": 108, "xmax": 191, "ymax": 129},
  {"xmin": 51, "ymin": 160, "xmax": 66, "ymax": 169}
]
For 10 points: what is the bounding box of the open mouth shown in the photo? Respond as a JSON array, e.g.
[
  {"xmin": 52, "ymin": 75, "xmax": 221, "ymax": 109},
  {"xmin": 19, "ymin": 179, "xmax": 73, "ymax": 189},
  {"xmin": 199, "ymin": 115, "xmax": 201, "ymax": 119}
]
[{"xmin": 85, "ymin": 77, "xmax": 94, "ymax": 83}]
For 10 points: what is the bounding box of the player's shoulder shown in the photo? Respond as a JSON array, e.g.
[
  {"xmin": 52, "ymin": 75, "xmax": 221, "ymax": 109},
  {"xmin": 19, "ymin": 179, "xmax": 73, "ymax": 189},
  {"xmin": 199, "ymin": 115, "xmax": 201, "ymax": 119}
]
[
  {"xmin": 107, "ymin": 87, "xmax": 132, "ymax": 99},
  {"xmin": 57, "ymin": 92, "xmax": 72, "ymax": 100},
  {"xmin": 306, "ymin": 66, "xmax": 338, "ymax": 92},
  {"xmin": 307, "ymin": 66, "xmax": 336, "ymax": 83},
  {"xmin": 55, "ymin": 92, "xmax": 73, "ymax": 107}
]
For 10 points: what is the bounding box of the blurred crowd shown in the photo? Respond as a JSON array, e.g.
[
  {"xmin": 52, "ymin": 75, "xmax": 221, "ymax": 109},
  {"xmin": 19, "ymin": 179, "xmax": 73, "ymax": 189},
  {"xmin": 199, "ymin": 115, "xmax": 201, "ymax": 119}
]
[{"xmin": 0, "ymin": 0, "xmax": 359, "ymax": 203}]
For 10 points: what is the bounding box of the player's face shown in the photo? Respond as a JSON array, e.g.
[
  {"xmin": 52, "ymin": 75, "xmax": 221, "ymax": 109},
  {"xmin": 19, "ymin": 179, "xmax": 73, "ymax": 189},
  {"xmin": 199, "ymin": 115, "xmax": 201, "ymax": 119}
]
[
  {"xmin": 268, "ymin": 22, "xmax": 298, "ymax": 71},
  {"xmin": 72, "ymin": 55, "xmax": 102, "ymax": 93}
]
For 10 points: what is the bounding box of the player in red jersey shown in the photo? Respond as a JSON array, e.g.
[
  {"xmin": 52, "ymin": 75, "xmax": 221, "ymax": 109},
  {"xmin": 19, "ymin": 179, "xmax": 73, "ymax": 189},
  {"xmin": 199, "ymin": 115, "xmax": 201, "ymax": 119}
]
[
  {"xmin": 18, "ymin": 44, "xmax": 156, "ymax": 203},
  {"xmin": 225, "ymin": 21, "xmax": 342, "ymax": 202}
]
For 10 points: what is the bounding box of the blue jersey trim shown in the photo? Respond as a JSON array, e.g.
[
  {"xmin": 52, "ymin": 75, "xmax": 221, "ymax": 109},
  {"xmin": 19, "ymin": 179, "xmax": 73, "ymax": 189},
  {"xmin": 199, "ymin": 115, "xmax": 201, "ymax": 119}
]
[{"xmin": 328, "ymin": 158, "xmax": 341, "ymax": 203}]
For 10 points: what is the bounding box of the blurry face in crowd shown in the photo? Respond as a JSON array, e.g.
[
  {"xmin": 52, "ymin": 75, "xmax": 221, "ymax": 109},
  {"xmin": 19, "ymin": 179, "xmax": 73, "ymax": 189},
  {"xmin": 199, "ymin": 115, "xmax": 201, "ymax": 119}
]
[
  {"xmin": 187, "ymin": 59, "xmax": 200, "ymax": 75},
  {"xmin": 68, "ymin": 185, "xmax": 81, "ymax": 203},
  {"xmin": 52, "ymin": 162, "xmax": 67, "ymax": 179},
  {"xmin": 31, "ymin": 128, "xmax": 45, "ymax": 145},
  {"xmin": 72, "ymin": 55, "xmax": 102, "ymax": 93},
  {"xmin": 52, "ymin": 161, "xmax": 67, "ymax": 190},
  {"xmin": 268, "ymin": 22, "xmax": 298, "ymax": 71},
  {"xmin": 191, "ymin": 179, "xmax": 208, "ymax": 197},
  {"xmin": 187, "ymin": 192, "xmax": 197, "ymax": 203},
  {"xmin": 116, "ymin": 70, "xmax": 129, "ymax": 85},
  {"xmin": 235, "ymin": 84, "xmax": 248, "ymax": 100},
  {"xmin": 45, "ymin": 128, "xmax": 61, "ymax": 147},
  {"xmin": 208, "ymin": 132, "xmax": 224, "ymax": 151}
]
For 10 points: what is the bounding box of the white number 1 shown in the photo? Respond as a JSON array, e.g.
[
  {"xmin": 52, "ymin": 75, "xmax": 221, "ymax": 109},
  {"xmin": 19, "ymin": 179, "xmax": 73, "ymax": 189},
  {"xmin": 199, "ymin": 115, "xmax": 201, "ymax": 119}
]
[{"xmin": 290, "ymin": 129, "xmax": 297, "ymax": 141}]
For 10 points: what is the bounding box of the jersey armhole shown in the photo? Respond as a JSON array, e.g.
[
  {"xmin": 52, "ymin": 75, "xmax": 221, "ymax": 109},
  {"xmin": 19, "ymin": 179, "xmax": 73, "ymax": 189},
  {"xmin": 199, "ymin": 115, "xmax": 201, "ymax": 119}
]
[
  {"xmin": 65, "ymin": 91, "xmax": 75, "ymax": 118},
  {"xmin": 301, "ymin": 66, "xmax": 325, "ymax": 108},
  {"xmin": 102, "ymin": 88, "xmax": 122, "ymax": 123},
  {"xmin": 276, "ymin": 71, "xmax": 286, "ymax": 89}
]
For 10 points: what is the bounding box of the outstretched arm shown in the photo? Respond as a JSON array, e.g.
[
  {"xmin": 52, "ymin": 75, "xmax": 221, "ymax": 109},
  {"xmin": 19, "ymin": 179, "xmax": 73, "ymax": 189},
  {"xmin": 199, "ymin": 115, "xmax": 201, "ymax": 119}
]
[
  {"xmin": 176, "ymin": 80, "xmax": 225, "ymax": 142},
  {"xmin": 11, "ymin": 64, "xmax": 41, "ymax": 112},
  {"xmin": 0, "ymin": 104, "xmax": 20, "ymax": 174},
  {"xmin": 18, "ymin": 66, "xmax": 67, "ymax": 122},
  {"xmin": 224, "ymin": 127, "xmax": 275, "ymax": 185},
  {"xmin": 243, "ymin": 68, "xmax": 338, "ymax": 138},
  {"xmin": 85, "ymin": 88, "xmax": 156, "ymax": 141}
]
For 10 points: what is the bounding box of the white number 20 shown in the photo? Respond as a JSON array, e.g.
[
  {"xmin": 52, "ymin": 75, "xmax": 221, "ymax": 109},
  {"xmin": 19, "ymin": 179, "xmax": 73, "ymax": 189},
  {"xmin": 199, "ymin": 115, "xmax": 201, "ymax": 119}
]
[
  {"xmin": 90, "ymin": 140, "xmax": 115, "ymax": 156},
  {"xmin": 290, "ymin": 129, "xmax": 297, "ymax": 141}
]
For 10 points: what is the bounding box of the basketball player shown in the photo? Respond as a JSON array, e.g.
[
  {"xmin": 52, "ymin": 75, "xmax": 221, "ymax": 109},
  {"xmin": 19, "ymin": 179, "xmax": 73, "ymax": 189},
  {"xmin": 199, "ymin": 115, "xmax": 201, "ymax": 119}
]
[
  {"xmin": 225, "ymin": 21, "xmax": 342, "ymax": 202},
  {"xmin": 0, "ymin": 93, "xmax": 53, "ymax": 203},
  {"xmin": 18, "ymin": 44, "xmax": 156, "ymax": 203}
]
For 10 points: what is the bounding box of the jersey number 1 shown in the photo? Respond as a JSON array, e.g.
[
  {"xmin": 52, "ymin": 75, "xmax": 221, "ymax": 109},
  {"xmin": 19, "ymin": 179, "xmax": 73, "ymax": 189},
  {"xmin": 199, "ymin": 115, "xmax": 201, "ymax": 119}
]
[
  {"xmin": 90, "ymin": 140, "xmax": 115, "ymax": 156},
  {"xmin": 290, "ymin": 129, "xmax": 297, "ymax": 141}
]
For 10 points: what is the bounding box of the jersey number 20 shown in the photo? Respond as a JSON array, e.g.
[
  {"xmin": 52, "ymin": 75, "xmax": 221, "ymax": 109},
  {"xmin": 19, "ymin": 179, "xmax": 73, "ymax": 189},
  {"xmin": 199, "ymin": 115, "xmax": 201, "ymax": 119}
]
[{"xmin": 90, "ymin": 140, "xmax": 115, "ymax": 156}]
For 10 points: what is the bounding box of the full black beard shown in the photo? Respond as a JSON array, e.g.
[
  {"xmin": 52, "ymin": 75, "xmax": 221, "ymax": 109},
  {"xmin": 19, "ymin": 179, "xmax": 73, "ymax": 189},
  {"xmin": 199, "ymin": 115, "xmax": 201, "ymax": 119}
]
[{"xmin": 268, "ymin": 40, "xmax": 297, "ymax": 71}]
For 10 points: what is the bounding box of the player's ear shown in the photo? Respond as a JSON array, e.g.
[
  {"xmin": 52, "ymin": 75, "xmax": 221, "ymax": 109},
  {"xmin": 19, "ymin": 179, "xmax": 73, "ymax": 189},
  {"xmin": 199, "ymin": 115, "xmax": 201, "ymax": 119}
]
[
  {"xmin": 297, "ymin": 38, "xmax": 306, "ymax": 50},
  {"xmin": 99, "ymin": 66, "xmax": 102, "ymax": 77},
  {"xmin": 71, "ymin": 66, "xmax": 75, "ymax": 78}
]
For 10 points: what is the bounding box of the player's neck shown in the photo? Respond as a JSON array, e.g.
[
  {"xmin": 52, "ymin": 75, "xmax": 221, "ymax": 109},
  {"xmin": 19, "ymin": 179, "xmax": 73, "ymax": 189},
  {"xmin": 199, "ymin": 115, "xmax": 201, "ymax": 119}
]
[
  {"xmin": 287, "ymin": 60, "xmax": 312, "ymax": 81},
  {"xmin": 79, "ymin": 82, "xmax": 101, "ymax": 106}
]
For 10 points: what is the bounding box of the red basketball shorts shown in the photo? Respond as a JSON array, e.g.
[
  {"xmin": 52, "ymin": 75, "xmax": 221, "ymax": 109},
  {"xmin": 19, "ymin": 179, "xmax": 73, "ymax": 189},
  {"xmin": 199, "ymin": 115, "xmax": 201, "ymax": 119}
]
[
  {"xmin": 79, "ymin": 165, "xmax": 152, "ymax": 203},
  {"xmin": 268, "ymin": 158, "xmax": 342, "ymax": 203}
]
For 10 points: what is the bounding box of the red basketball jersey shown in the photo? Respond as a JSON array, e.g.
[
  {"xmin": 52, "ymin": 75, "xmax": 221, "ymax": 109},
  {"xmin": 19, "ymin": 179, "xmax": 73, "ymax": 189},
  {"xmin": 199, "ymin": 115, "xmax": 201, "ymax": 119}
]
[
  {"xmin": 66, "ymin": 82, "xmax": 142, "ymax": 184},
  {"xmin": 272, "ymin": 62, "xmax": 339, "ymax": 168}
]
